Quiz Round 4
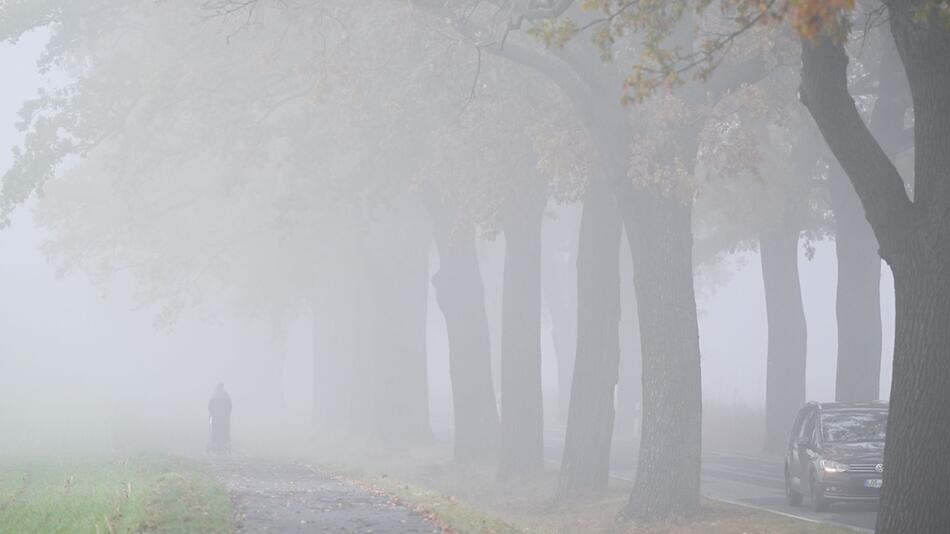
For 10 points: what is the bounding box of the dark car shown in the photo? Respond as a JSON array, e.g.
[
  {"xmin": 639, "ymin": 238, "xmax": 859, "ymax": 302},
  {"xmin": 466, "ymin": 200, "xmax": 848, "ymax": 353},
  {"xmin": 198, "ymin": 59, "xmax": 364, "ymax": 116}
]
[{"xmin": 784, "ymin": 401, "xmax": 887, "ymax": 512}]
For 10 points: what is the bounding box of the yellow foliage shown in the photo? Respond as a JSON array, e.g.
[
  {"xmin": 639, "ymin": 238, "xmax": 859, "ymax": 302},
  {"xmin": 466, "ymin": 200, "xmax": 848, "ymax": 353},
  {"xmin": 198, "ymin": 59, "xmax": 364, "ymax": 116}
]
[{"xmin": 787, "ymin": 0, "xmax": 855, "ymax": 41}]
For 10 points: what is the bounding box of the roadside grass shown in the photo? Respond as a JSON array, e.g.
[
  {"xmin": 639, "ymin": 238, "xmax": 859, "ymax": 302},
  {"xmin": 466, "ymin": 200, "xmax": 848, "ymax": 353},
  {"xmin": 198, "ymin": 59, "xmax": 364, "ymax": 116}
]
[
  {"xmin": 324, "ymin": 461, "xmax": 522, "ymax": 534},
  {"xmin": 0, "ymin": 455, "xmax": 231, "ymax": 534},
  {"xmin": 319, "ymin": 448, "xmax": 855, "ymax": 534}
]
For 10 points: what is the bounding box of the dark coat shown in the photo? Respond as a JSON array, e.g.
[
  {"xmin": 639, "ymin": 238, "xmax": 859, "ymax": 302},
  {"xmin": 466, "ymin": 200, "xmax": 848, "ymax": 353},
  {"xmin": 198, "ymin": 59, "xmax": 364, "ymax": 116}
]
[{"xmin": 208, "ymin": 391, "xmax": 232, "ymax": 446}]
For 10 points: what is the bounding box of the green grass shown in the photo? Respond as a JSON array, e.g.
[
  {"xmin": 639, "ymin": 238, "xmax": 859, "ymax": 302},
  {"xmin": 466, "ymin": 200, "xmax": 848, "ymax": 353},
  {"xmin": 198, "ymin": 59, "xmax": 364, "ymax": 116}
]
[{"xmin": 0, "ymin": 455, "xmax": 231, "ymax": 534}]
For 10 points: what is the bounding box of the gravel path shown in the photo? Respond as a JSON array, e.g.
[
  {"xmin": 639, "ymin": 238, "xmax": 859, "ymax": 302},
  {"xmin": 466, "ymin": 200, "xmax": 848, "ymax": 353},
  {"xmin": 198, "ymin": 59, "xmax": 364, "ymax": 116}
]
[{"xmin": 210, "ymin": 457, "xmax": 440, "ymax": 533}]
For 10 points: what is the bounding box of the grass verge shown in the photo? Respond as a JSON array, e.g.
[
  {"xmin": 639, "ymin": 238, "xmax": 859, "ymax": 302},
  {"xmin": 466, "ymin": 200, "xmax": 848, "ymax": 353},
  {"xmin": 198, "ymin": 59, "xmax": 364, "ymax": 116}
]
[
  {"xmin": 0, "ymin": 455, "xmax": 231, "ymax": 534},
  {"xmin": 324, "ymin": 462, "xmax": 522, "ymax": 533}
]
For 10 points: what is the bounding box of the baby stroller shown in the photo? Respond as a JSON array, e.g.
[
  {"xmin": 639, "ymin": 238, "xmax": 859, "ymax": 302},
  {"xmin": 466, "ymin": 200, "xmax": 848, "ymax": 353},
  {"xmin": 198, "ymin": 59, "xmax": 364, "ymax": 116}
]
[
  {"xmin": 207, "ymin": 383, "xmax": 232, "ymax": 455},
  {"xmin": 207, "ymin": 414, "xmax": 231, "ymax": 455}
]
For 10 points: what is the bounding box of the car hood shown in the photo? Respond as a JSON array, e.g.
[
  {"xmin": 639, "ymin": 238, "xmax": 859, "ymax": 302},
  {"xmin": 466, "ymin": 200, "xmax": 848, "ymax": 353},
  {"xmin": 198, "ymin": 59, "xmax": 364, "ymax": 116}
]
[{"xmin": 820, "ymin": 441, "xmax": 885, "ymax": 463}]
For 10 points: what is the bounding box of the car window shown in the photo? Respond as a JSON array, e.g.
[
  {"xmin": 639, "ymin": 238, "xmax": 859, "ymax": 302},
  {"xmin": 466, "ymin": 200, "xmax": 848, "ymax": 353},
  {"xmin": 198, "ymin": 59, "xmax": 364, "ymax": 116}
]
[
  {"xmin": 799, "ymin": 410, "xmax": 815, "ymax": 441},
  {"xmin": 820, "ymin": 410, "xmax": 888, "ymax": 443},
  {"xmin": 789, "ymin": 410, "xmax": 806, "ymax": 443}
]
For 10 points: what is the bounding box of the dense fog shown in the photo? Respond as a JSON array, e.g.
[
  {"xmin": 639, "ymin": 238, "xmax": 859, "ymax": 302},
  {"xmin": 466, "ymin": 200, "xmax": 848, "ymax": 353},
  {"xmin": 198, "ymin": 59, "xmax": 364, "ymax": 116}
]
[
  {"xmin": 0, "ymin": 201, "xmax": 898, "ymax": 456},
  {"xmin": 1, "ymin": 2, "xmax": 947, "ymax": 532},
  {"xmin": 0, "ymin": 29, "xmax": 895, "ymax": 448}
]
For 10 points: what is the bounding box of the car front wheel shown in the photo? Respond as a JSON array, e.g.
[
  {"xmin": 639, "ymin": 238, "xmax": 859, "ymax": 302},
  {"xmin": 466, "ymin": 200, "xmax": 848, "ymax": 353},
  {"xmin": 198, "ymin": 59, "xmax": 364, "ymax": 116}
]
[
  {"xmin": 785, "ymin": 466, "xmax": 803, "ymax": 506},
  {"xmin": 810, "ymin": 473, "xmax": 829, "ymax": 512}
]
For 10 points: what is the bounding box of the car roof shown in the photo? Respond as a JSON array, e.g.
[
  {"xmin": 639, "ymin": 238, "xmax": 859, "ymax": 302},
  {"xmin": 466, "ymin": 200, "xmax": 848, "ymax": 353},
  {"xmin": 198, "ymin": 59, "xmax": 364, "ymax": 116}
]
[{"xmin": 810, "ymin": 401, "xmax": 888, "ymax": 412}]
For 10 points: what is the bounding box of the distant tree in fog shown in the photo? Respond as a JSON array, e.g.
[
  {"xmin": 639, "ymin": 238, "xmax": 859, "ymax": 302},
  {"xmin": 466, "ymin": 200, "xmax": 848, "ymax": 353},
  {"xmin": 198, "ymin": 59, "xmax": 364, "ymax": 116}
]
[
  {"xmin": 414, "ymin": 0, "xmax": 756, "ymax": 516},
  {"xmin": 694, "ymin": 74, "xmax": 831, "ymax": 453},
  {"xmin": 3, "ymin": 0, "xmax": 439, "ymax": 446}
]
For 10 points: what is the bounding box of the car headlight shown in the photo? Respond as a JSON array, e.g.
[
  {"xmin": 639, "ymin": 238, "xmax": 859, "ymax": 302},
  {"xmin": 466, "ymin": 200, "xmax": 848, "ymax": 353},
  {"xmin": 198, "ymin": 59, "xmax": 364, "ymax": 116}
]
[{"xmin": 820, "ymin": 460, "xmax": 849, "ymax": 473}]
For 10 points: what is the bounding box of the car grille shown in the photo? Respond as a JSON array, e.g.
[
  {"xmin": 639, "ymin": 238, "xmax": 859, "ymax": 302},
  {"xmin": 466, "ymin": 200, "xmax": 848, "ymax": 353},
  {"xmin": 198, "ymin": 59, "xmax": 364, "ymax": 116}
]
[{"xmin": 848, "ymin": 463, "xmax": 883, "ymax": 474}]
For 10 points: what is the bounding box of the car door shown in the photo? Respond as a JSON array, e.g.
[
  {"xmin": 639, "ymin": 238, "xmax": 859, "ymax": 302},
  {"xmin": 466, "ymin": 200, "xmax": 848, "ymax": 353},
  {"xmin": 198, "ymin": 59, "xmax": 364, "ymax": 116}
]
[
  {"xmin": 786, "ymin": 408, "xmax": 806, "ymax": 479},
  {"xmin": 792, "ymin": 408, "xmax": 816, "ymax": 491}
]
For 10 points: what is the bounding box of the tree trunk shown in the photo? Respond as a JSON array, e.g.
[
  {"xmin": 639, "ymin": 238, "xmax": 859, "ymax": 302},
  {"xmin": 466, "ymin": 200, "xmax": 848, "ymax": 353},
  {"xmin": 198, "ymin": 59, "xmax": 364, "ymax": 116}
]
[
  {"xmin": 346, "ymin": 236, "xmax": 377, "ymax": 440},
  {"xmin": 620, "ymin": 190, "xmax": 703, "ymax": 520},
  {"xmin": 310, "ymin": 296, "xmax": 352, "ymax": 432},
  {"xmin": 498, "ymin": 188, "xmax": 547, "ymax": 479},
  {"xmin": 549, "ymin": 280, "xmax": 577, "ymax": 426},
  {"xmin": 312, "ymin": 209, "xmax": 431, "ymax": 448},
  {"xmin": 363, "ymin": 204, "xmax": 433, "ymax": 447},
  {"xmin": 556, "ymin": 180, "xmax": 622, "ymax": 498},
  {"xmin": 876, "ymin": 261, "xmax": 950, "ymax": 533},
  {"xmin": 829, "ymin": 165, "xmax": 882, "ymax": 402},
  {"xmin": 760, "ymin": 226, "xmax": 808, "ymax": 454},
  {"xmin": 615, "ymin": 232, "xmax": 642, "ymax": 441},
  {"xmin": 541, "ymin": 203, "xmax": 579, "ymax": 424},
  {"xmin": 424, "ymin": 194, "xmax": 500, "ymax": 462},
  {"xmin": 832, "ymin": 27, "xmax": 906, "ymax": 402},
  {"xmin": 310, "ymin": 229, "xmax": 364, "ymax": 433}
]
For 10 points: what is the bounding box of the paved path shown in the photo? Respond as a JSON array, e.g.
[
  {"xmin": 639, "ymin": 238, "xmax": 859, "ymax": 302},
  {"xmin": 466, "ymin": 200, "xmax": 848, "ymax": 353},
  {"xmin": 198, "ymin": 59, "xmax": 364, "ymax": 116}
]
[{"xmin": 210, "ymin": 457, "xmax": 440, "ymax": 533}]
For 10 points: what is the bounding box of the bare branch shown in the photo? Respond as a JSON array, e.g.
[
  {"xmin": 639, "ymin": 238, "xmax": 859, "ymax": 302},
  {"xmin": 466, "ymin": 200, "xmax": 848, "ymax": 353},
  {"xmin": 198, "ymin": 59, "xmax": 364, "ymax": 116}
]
[{"xmin": 799, "ymin": 37, "xmax": 915, "ymax": 263}]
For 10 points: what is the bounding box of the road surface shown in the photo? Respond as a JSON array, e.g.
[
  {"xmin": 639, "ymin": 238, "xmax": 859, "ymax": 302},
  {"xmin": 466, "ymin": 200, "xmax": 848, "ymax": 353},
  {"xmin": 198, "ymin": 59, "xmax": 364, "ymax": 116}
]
[
  {"xmin": 537, "ymin": 426, "xmax": 876, "ymax": 532},
  {"xmin": 699, "ymin": 451, "xmax": 875, "ymax": 532}
]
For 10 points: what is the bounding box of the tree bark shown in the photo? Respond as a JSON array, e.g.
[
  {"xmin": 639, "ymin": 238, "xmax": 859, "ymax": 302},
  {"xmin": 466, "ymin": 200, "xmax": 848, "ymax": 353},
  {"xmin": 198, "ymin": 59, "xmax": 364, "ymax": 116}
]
[
  {"xmin": 877, "ymin": 262, "xmax": 950, "ymax": 533},
  {"xmin": 556, "ymin": 179, "xmax": 622, "ymax": 498},
  {"xmin": 620, "ymin": 189, "xmax": 703, "ymax": 520},
  {"xmin": 498, "ymin": 186, "xmax": 547, "ymax": 479},
  {"xmin": 829, "ymin": 165, "xmax": 882, "ymax": 402},
  {"xmin": 760, "ymin": 226, "xmax": 808, "ymax": 454},
  {"xmin": 424, "ymin": 193, "xmax": 500, "ymax": 462},
  {"xmin": 800, "ymin": 11, "xmax": 950, "ymax": 531}
]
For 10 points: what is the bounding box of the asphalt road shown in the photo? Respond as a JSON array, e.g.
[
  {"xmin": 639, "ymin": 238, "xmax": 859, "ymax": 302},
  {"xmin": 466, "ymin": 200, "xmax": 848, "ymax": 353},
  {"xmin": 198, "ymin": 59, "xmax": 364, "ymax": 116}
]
[
  {"xmin": 699, "ymin": 451, "xmax": 876, "ymax": 532},
  {"xmin": 537, "ymin": 426, "xmax": 878, "ymax": 533}
]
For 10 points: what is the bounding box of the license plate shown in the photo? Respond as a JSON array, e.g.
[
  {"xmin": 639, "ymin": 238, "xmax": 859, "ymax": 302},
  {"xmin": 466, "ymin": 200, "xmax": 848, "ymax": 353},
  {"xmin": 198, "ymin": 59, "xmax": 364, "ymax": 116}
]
[{"xmin": 865, "ymin": 479, "xmax": 882, "ymax": 488}]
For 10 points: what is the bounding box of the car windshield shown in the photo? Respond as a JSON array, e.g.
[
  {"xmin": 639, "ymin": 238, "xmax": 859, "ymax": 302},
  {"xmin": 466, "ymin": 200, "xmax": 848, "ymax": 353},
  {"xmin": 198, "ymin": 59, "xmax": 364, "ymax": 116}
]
[{"xmin": 820, "ymin": 410, "xmax": 887, "ymax": 443}]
